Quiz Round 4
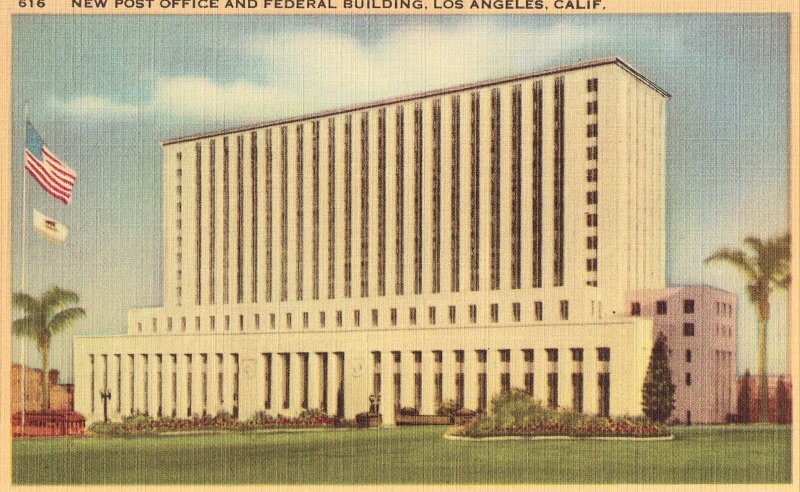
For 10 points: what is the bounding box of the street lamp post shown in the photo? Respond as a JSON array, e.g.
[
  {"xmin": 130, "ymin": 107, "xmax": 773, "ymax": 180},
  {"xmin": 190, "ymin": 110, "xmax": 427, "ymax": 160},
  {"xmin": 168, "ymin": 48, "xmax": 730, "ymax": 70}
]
[{"xmin": 100, "ymin": 389, "xmax": 112, "ymax": 423}]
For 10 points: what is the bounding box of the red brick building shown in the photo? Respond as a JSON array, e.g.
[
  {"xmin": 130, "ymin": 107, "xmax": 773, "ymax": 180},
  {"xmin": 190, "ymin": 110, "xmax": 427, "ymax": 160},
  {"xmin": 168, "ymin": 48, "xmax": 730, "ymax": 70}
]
[{"xmin": 11, "ymin": 364, "xmax": 74, "ymax": 413}]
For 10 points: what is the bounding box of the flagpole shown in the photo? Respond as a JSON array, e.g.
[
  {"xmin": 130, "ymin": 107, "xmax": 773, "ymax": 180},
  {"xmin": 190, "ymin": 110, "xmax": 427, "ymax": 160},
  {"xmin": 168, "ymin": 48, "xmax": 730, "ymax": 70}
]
[{"xmin": 20, "ymin": 101, "xmax": 29, "ymax": 436}]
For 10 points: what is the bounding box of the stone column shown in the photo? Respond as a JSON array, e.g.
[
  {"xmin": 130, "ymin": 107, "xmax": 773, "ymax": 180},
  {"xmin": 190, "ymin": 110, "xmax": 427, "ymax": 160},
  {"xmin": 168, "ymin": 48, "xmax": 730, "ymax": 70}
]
[
  {"xmin": 463, "ymin": 349, "xmax": 478, "ymax": 411},
  {"xmin": 401, "ymin": 351, "xmax": 415, "ymax": 410}
]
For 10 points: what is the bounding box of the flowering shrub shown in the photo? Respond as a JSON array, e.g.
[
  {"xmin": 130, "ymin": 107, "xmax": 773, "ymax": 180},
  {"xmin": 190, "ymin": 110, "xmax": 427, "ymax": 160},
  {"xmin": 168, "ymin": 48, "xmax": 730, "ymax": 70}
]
[
  {"xmin": 454, "ymin": 389, "xmax": 668, "ymax": 438},
  {"xmin": 88, "ymin": 409, "xmax": 341, "ymax": 437}
]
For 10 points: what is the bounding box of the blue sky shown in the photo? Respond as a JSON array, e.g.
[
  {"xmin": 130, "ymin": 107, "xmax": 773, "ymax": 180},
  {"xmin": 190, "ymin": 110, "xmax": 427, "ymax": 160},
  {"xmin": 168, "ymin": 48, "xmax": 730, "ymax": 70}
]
[{"xmin": 10, "ymin": 15, "xmax": 789, "ymax": 382}]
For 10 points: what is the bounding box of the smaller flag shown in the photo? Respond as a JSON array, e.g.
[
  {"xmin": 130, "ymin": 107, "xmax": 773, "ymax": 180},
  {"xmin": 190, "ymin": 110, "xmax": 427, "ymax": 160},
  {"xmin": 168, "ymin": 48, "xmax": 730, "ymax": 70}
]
[
  {"xmin": 33, "ymin": 209, "xmax": 68, "ymax": 245},
  {"xmin": 24, "ymin": 122, "xmax": 77, "ymax": 205}
]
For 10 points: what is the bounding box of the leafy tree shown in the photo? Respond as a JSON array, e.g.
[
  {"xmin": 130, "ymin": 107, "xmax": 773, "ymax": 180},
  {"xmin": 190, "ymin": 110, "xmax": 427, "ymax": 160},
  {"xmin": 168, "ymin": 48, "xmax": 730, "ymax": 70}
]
[
  {"xmin": 706, "ymin": 233, "xmax": 790, "ymax": 422},
  {"xmin": 12, "ymin": 286, "xmax": 85, "ymax": 411},
  {"xmin": 775, "ymin": 376, "xmax": 788, "ymax": 424},
  {"xmin": 736, "ymin": 369, "xmax": 751, "ymax": 423},
  {"xmin": 641, "ymin": 332, "xmax": 676, "ymax": 423}
]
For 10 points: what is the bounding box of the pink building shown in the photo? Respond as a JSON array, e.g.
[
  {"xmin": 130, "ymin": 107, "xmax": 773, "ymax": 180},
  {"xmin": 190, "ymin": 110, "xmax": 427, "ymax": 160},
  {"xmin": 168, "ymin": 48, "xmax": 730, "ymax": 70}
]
[{"xmin": 627, "ymin": 286, "xmax": 737, "ymax": 424}]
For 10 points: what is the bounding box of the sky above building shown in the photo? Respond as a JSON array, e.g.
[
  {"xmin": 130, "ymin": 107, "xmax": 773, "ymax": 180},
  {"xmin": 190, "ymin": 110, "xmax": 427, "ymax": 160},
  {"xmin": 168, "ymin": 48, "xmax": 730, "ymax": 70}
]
[{"xmin": 10, "ymin": 14, "xmax": 789, "ymax": 381}]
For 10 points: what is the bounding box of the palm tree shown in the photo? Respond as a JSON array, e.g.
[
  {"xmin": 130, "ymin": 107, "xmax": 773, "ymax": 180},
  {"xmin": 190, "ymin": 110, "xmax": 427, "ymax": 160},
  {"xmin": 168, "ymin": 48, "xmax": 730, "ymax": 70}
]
[
  {"xmin": 12, "ymin": 286, "xmax": 85, "ymax": 412},
  {"xmin": 705, "ymin": 233, "xmax": 790, "ymax": 422}
]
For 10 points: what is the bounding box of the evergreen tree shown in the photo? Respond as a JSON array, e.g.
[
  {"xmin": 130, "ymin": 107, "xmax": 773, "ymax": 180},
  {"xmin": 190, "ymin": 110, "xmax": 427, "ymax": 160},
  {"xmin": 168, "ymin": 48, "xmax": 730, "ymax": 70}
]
[
  {"xmin": 641, "ymin": 332, "xmax": 676, "ymax": 422},
  {"xmin": 736, "ymin": 370, "xmax": 751, "ymax": 423},
  {"xmin": 775, "ymin": 376, "xmax": 788, "ymax": 424}
]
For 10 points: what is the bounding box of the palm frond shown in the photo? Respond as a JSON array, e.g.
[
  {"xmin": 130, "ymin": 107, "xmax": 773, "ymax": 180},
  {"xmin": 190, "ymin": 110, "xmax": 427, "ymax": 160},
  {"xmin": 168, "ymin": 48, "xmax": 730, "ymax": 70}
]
[
  {"xmin": 12, "ymin": 316, "xmax": 40, "ymax": 338},
  {"xmin": 12, "ymin": 292, "xmax": 39, "ymax": 314},
  {"xmin": 48, "ymin": 307, "xmax": 86, "ymax": 334},
  {"xmin": 40, "ymin": 286, "xmax": 80, "ymax": 314},
  {"xmin": 705, "ymin": 248, "xmax": 758, "ymax": 281}
]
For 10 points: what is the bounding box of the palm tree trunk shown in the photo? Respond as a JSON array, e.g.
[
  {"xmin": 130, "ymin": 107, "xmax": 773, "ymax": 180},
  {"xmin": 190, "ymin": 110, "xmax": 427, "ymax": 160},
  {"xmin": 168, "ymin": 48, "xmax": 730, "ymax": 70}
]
[
  {"xmin": 757, "ymin": 304, "xmax": 769, "ymax": 423},
  {"xmin": 41, "ymin": 345, "xmax": 50, "ymax": 412}
]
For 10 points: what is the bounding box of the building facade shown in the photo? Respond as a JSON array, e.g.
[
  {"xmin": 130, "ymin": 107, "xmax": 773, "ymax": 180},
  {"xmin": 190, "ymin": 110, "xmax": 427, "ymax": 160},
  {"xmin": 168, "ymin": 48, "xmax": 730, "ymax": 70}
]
[
  {"xmin": 75, "ymin": 57, "xmax": 669, "ymax": 424},
  {"xmin": 627, "ymin": 286, "xmax": 737, "ymax": 424},
  {"xmin": 11, "ymin": 364, "xmax": 75, "ymax": 413}
]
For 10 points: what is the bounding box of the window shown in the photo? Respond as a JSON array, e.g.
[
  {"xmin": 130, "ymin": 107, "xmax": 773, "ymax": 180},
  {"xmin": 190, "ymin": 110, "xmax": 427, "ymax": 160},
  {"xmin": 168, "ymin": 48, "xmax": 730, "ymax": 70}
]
[
  {"xmin": 553, "ymin": 77, "xmax": 565, "ymax": 288},
  {"xmin": 372, "ymin": 309, "xmax": 379, "ymax": 327},
  {"xmin": 560, "ymin": 300, "xmax": 569, "ymax": 321},
  {"xmin": 534, "ymin": 301, "xmax": 543, "ymax": 321},
  {"xmin": 409, "ymin": 307, "xmax": 417, "ymax": 325},
  {"xmin": 586, "ymin": 258, "xmax": 597, "ymax": 272},
  {"xmin": 587, "ymin": 236, "xmax": 598, "ymax": 249},
  {"xmin": 716, "ymin": 301, "xmax": 720, "ymax": 315},
  {"xmin": 286, "ymin": 313, "xmax": 292, "ymax": 329},
  {"xmin": 429, "ymin": 306, "xmax": 436, "ymax": 325},
  {"xmin": 512, "ymin": 302, "xmax": 521, "ymax": 322},
  {"xmin": 319, "ymin": 312, "xmax": 326, "ymax": 328},
  {"xmin": 523, "ymin": 349, "xmax": 534, "ymax": 396},
  {"xmin": 685, "ymin": 349, "xmax": 692, "ymax": 363},
  {"xmin": 587, "ymin": 100, "xmax": 598, "ymax": 114},
  {"xmin": 684, "ymin": 299, "xmax": 695, "ymax": 314},
  {"xmin": 586, "ymin": 214, "xmax": 598, "ymax": 227},
  {"xmin": 210, "ymin": 316, "xmax": 216, "ymax": 331},
  {"xmin": 656, "ymin": 301, "xmax": 667, "ymax": 315},
  {"xmin": 354, "ymin": 310, "xmax": 361, "ymax": 327},
  {"xmin": 390, "ymin": 308, "xmax": 397, "ymax": 326},
  {"xmin": 586, "ymin": 145, "xmax": 598, "ymax": 160},
  {"xmin": 254, "ymin": 314, "xmax": 260, "ymax": 331},
  {"xmin": 270, "ymin": 313, "xmax": 276, "ymax": 329},
  {"xmin": 449, "ymin": 305, "xmax": 456, "ymax": 324},
  {"xmin": 631, "ymin": 302, "xmax": 641, "ymax": 316},
  {"xmin": 336, "ymin": 310, "xmax": 343, "ymax": 328},
  {"xmin": 137, "ymin": 322, "xmax": 143, "ymax": 333},
  {"xmin": 685, "ymin": 372, "xmax": 692, "ymax": 386},
  {"xmin": 239, "ymin": 314, "xmax": 245, "ymax": 331},
  {"xmin": 587, "ymin": 168, "xmax": 598, "ymax": 182},
  {"xmin": 597, "ymin": 347, "xmax": 611, "ymax": 362},
  {"xmin": 469, "ymin": 304, "xmax": 477, "ymax": 324},
  {"xmin": 490, "ymin": 303, "xmax": 499, "ymax": 323},
  {"xmin": 587, "ymin": 78, "xmax": 598, "ymax": 92},
  {"xmin": 683, "ymin": 322, "xmax": 695, "ymax": 336},
  {"xmin": 587, "ymin": 124, "xmax": 598, "ymax": 138},
  {"xmin": 586, "ymin": 191, "xmax": 597, "ymax": 205},
  {"xmin": 303, "ymin": 312, "xmax": 309, "ymax": 329}
]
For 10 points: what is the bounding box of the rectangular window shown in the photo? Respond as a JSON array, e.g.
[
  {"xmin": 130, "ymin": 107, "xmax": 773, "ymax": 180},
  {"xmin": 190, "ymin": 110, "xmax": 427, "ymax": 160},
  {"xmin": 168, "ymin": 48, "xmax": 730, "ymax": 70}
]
[
  {"xmin": 217, "ymin": 354, "xmax": 224, "ymax": 407},
  {"xmin": 523, "ymin": 349, "xmax": 534, "ymax": 396},
  {"xmin": 432, "ymin": 99, "xmax": 442, "ymax": 294},
  {"xmin": 372, "ymin": 309, "xmax": 378, "ymax": 327},
  {"xmin": 684, "ymin": 322, "xmax": 695, "ymax": 336},
  {"xmin": 454, "ymin": 350, "xmax": 465, "ymax": 408},
  {"xmin": 587, "ymin": 78, "xmax": 598, "ymax": 92},
  {"xmin": 264, "ymin": 131, "xmax": 272, "ymax": 302},
  {"xmin": 251, "ymin": 132, "xmax": 259, "ymax": 303},
  {"xmin": 300, "ymin": 353, "xmax": 309, "ymax": 410},
  {"xmin": 320, "ymin": 311, "xmax": 326, "ymax": 328},
  {"xmin": 296, "ymin": 126, "xmax": 305, "ymax": 301},
  {"xmin": 377, "ymin": 109, "xmax": 386, "ymax": 297},
  {"xmin": 414, "ymin": 103, "xmax": 424, "ymax": 295},
  {"xmin": 512, "ymin": 302, "xmax": 521, "ymax": 322},
  {"xmin": 270, "ymin": 313, "xmax": 276, "ymax": 329},
  {"xmin": 469, "ymin": 304, "xmax": 477, "ymax": 324},
  {"xmin": 372, "ymin": 352, "xmax": 382, "ymax": 413},
  {"xmin": 450, "ymin": 95, "xmax": 461, "ymax": 293},
  {"xmin": 587, "ymin": 258, "xmax": 598, "ymax": 272},
  {"xmin": 511, "ymin": 84, "xmax": 522, "ymax": 290},
  {"xmin": 393, "ymin": 352, "xmax": 402, "ymax": 413},
  {"xmin": 470, "ymin": 91, "xmax": 480, "ymax": 291},
  {"xmin": 263, "ymin": 353, "xmax": 272, "ymax": 410},
  {"xmin": 534, "ymin": 301, "xmax": 543, "ymax": 321},
  {"xmin": 598, "ymin": 372, "xmax": 610, "ymax": 417},
  {"xmin": 336, "ymin": 311, "xmax": 343, "ymax": 327},
  {"xmin": 587, "ymin": 168, "xmax": 598, "ymax": 182},
  {"xmin": 449, "ymin": 305, "xmax": 456, "ymax": 324},
  {"xmin": 685, "ymin": 372, "xmax": 692, "ymax": 386},
  {"xmin": 414, "ymin": 351, "xmax": 422, "ymax": 412},
  {"xmin": 286, "ymin": 313, "xmax": 292, "ymax": 329},
  {"xmin": 236, "ymin": 135, "xmax": 246, "ymax": 304},
  {"xmin": 429, "ymin": 306, "xmax": 436, "ymax": 325},
  {"xmin": 657, "ymin": 301, "xmax": 667, "ymax": 315},
  {"xmin": 631, "ymin": 302, "xmax": 641, "ymax": 316},
  {"xmin": 327, "ymin": 120, "xmax": 335, "ymax": 299},
  {"xmin": 395, "ymin": 107, "xmax": 405, "ymax": 295},
  {"xmin": 532, "ymin": 81, "xmax": 543, "ymax": 289},
  {"xmin": 282, "ymin": 353, "xmax": 291, "ymax": 409},
  {"xmin": 572, "ymin": 372, "xmax": 584, "ymax": 413},
  {"xmin": 195, "ymin": 144, "xmax": 202, "ymax": 306},
  {"xmin": 586, "ymin": 214, "xmax": 598, "ymax": 227},
  {"xmin": 354, "ymin": 310, "xmax": 361, "ymax": 327},
  {"xmin": 344, "ymin": 115, "xmax": 353, "ymax": 298},
  {"xmin": 587, "ymin": 236, "xmax": 598, "ymax": 249},
  {"xmin": 597, "ymin": 347, "xmax": 611, "ymax": 362},
  {"xmin": 553, "ymin": 77, "xmax": 565, "ymax": 287},
  {"xmin": 409, "ymin": 307, "xmax": 417, "ymax": 325},
  {"xmin": 587, "ymin": 145, "xmax": 598, "ymax": 161},
  {"xmin": 560, "ymin": 300, "xmax": 569, "ymax": 321},
  {"xmin": 311, "ymin": 123, "xmax": 320, "ymax": 300},
  {"xmin": 210, "ymin": 315, "xmax": 216, "ymax": 331},
  {"xmin": 685, "ymin": 349, "xmax": 692, "ymax": 363},
  {"xmin": 500, "ymin": 349, "xmax": 511, "ymax": 394},
  {"xmin": 186, "ymin": 354, "xmax": 193, "ymax": 417},
  {"xmin": 280, "ymin": 128, "xmax": 288, "ymax": 302},
  {"xmin": 587, "ymin": 100, "xmax": 598, "ymax": 115},
  {"xmin": 390, "ymin": 308, "xmax": 397, "ymax": 326},
  {"xmin": 224, "ymin": 315, "xmax": 230, "ymax": 331},
  {"xmin": 360, "ymin": 112, "xmax": 369, "ymax": 298},
  {"xmin": 547, "ymin": 372, "xmax": 558, "ymax": 409},
  {"xmin": 303, "ymin": 312, "xmax": 309, "ymax": 329},
  {"xmin": 586, "ymin": 191, "xmax": 598, "ymax": 205},
  {"xmin": 684, "ymin": 299, "xmax": 695, "ymax": 314},
  {"xmin": 477, "ymin": 350, "xmax": 487, "ymax": 413},
  {"xmin": 490, "ymin": 88, "xmax": 501, "ymax": 291},
  {"xmin": 490, "ymin": 303, "xmax": 499, "ymax": 323}
]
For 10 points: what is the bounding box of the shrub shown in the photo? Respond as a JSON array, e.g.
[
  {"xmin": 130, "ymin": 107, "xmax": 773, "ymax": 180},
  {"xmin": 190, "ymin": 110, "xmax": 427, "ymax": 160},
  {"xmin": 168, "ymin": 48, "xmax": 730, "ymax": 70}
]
[
  {"xmin": 399, "ymin": 407, "xmax": 419, "ymax": 416},
  {"xmin": 437, "ymin": 399, "xmax": 461, "ymax": 417}
]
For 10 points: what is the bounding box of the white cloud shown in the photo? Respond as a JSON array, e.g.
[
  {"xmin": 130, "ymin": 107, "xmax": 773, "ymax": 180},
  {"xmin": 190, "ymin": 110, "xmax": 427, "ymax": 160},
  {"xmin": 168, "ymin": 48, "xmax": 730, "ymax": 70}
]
[{"xmin": 53, "ymin": 95, "xmax": 138, "ymax": 119}]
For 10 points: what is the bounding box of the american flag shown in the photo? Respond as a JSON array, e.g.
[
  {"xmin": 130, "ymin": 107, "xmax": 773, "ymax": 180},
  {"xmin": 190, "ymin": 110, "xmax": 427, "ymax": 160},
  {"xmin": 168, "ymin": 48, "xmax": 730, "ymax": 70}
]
[{"xmin": 24, "ymin": 121, "xmax": 76, "ymax": 205}]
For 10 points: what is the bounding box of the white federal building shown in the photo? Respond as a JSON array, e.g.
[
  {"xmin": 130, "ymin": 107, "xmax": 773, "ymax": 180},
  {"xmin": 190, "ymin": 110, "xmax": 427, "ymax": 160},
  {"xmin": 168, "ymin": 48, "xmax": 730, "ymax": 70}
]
[{"xmin": 75, "ymin": 57, "xmax": 669, "ymax": 424}]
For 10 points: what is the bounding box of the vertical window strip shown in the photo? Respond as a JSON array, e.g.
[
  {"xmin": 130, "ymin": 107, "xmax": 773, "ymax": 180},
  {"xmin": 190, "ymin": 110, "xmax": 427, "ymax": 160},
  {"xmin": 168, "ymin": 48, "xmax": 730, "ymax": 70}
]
[
  {"xmin": 223, "ymin": 137, "xmax": 230, "ymax": 303},
  {"xmin": 296, "ymin": 124, "xmax": 304, "ymax": 301},
  {"xmin": 312, "ymin": 121, "xmax": 320, "ymax": 300},
  {"xmin": 344, "ymin": 115, "xmax": 353, "ymax": 298},
  {"xmin": 532, "ymin": 81, "xmax": 543, "ymax": 288},
  {"xmin": 431, "ymin": 99, "xmax": 442, "ymax": 294},
  {"xmin": 265, "ymin": 129, "xmax": 273, "ymax": 302},
  {"xmin": 413, "ymin": 102, "xmax": 423, "ymax": 295},
  {"xmin": 194, "ymin": 144, "xmax": 202, "ymax": 305},
  {"xmin": 511, "ymin": 85, "xmax": 522, "ymax": 289},
  {"xmin": 450, "ymin": 95, "xmax": 460, "ymax": 293},
  {"xmin": 490, "ymin": 88, "xmax": 501, "ymax": 290},
  {"xmin": 209, "ymin": 142, "xmax": 216, "ymax": 303},
  {"xmin": 395, "ymin": 107, "xmax": 405, "ymax": 295},
  {"xmin": 251, "ymin": 131, "xmax": 258, "ymax": 302},
  {"xmin": 360, "ymin": 111, "xmax": 369, "ymax": 298},
  {"xmin": 470, "ymin": 91, "xmax": 480, "ymax": 291},
  {"xmin": 237, "ymin": 134, "xmax": 245, "ymax": 304},
  {"xmin": 176, "ymin": 152, "xmax": 183, "ymax": 306},
  {"xmin": 280, "ymin": 127, "xmax": 289, "ymax": 301},
  {"xmin": 327, "ymin": 119, "xmax": 336, "ymax": 299},
  {"xmin": 377, "ymin": 108, "xmax": 387, "ymax": 296},
  {"xmin": 553, "ymin": 77, "xmax": 565, "ymax": 287}
]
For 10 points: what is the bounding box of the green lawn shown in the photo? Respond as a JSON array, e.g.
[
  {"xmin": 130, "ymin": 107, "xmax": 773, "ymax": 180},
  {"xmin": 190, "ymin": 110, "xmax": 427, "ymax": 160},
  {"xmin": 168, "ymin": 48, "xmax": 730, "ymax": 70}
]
[{"xmin": 12, "ymin": 425, "xmax": 791, "ymax": 484}]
